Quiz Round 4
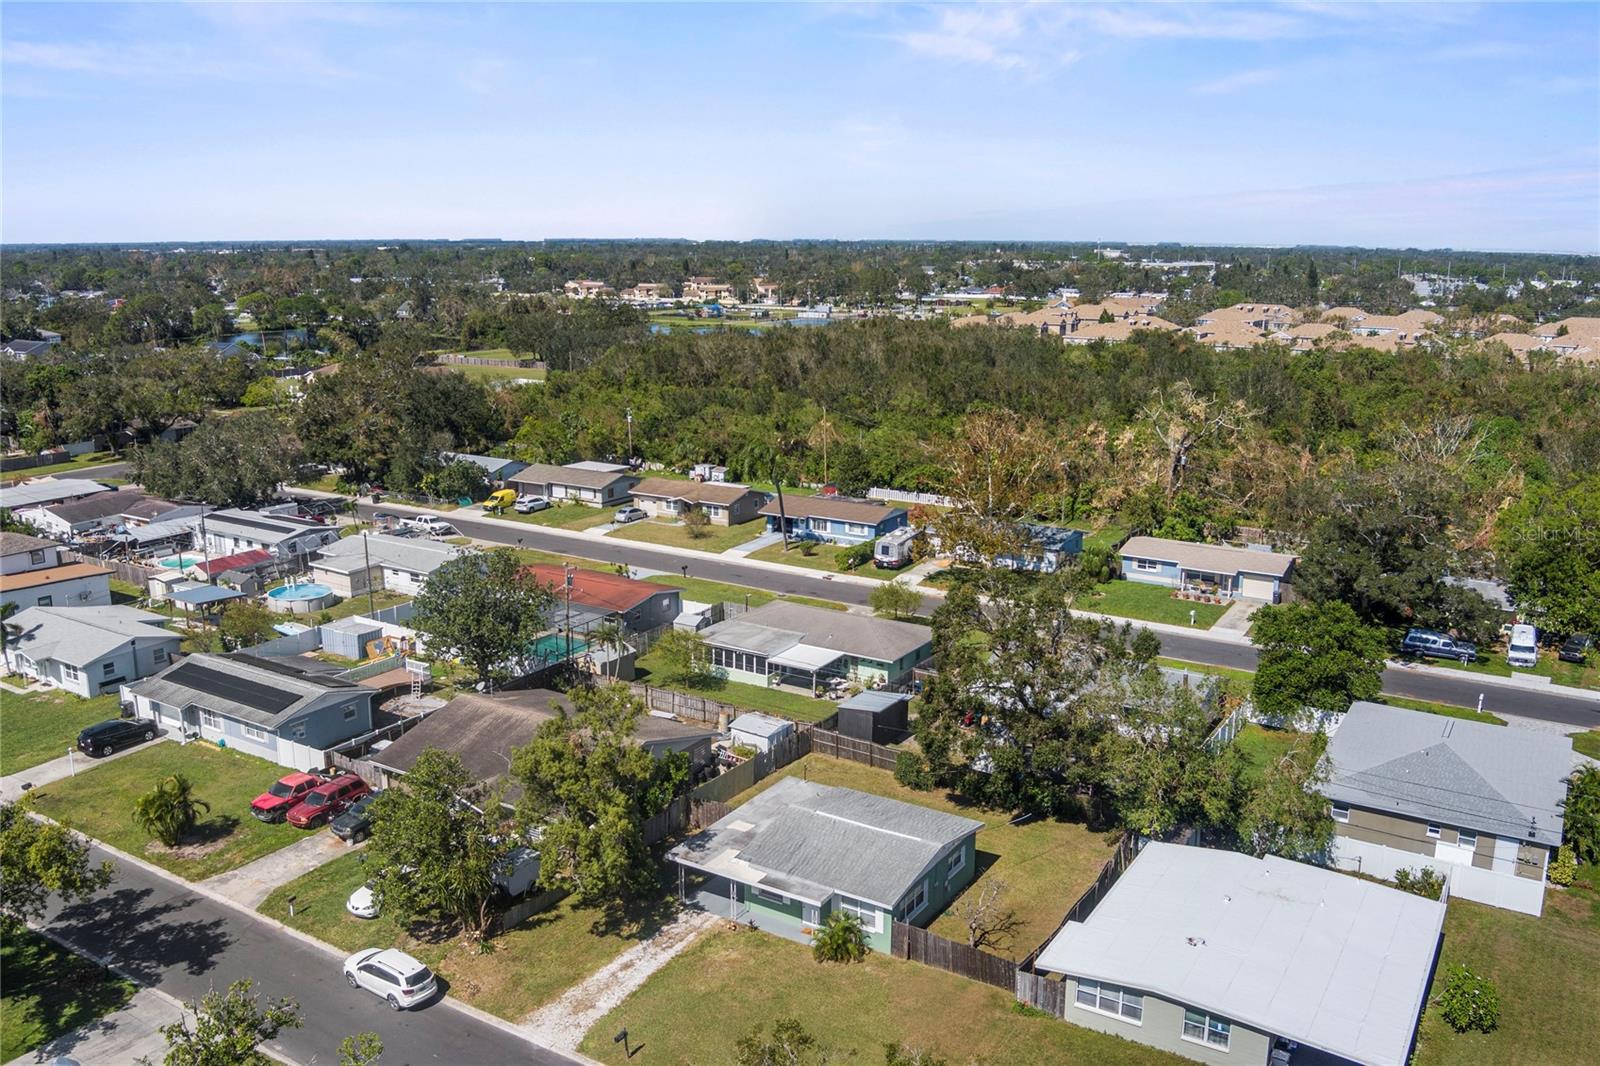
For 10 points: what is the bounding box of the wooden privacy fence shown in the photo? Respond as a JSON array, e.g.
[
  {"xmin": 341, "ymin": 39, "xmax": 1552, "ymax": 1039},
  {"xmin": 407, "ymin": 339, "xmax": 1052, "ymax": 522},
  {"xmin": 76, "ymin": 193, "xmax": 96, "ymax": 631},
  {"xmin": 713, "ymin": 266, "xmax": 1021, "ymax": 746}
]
[
  {"xmin": 1015, "ymin": 970, "xmax": 1069, "ymax": 1017},
  {"xmin": 64, "ymin": 551, "xmax": 158, "ymax": 588},
  {"xmin": 1018, "ymin": 832, "xmax": 1140, "ymax": 973},
  {"xmin": 892, "ymin": 922, "xmax": 1017, "ymax": 991},
  {"xmin": 806, "ymin": 726, "xmax": 900, "ymax": 770},
  {"xmin": 630, "ymin": 684, "xmax": 744, "ymax": 728}
]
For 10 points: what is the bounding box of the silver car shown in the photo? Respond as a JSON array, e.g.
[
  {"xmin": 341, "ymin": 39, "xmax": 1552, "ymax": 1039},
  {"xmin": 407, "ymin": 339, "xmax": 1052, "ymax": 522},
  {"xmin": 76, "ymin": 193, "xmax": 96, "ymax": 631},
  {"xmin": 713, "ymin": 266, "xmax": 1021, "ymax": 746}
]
[{"xmin": 343, "ymin": 948, "xmax": 437, "ymax": 1010}]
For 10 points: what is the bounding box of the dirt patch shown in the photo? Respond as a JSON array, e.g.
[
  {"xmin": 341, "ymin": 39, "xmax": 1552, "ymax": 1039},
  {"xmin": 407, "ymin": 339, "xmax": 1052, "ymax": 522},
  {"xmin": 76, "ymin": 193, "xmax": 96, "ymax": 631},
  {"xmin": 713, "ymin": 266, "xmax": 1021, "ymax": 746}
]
[{"xmin": 146, "ymin": 837, "xmax": 229, "ymax": 860}]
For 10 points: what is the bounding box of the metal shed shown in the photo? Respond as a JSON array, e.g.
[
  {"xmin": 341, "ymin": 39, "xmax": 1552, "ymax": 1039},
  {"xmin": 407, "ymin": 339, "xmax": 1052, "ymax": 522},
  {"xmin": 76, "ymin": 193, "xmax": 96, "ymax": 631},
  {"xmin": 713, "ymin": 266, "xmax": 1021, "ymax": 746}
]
[
  {"xmin": 835, "ymin": 689, "xmax": 909, "ymax": 744},
  {"xmin": 321, "ymin": 617, "xmax": 384, "ymax": 661}
]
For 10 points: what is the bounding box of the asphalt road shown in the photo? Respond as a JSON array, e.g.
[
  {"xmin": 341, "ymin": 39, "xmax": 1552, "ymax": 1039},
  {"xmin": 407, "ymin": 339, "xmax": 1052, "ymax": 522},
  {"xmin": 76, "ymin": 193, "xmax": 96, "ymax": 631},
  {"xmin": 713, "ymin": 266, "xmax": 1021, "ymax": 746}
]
[
  {"xmin": 43, "ymin": 845, "xmax": 578, "ymax": 1066},
  {"xmin": 352, "ymin": 501, "xmax": 1598, "ymax": 729}
]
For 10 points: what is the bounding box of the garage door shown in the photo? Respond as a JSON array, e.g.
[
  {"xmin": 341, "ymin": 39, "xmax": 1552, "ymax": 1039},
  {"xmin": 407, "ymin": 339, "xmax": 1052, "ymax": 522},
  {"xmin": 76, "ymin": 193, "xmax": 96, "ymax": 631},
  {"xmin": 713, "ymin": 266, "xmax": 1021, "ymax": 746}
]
[{"xmin": 1239, "ymin": 575, "xmax": 1277, "ymax": 602}]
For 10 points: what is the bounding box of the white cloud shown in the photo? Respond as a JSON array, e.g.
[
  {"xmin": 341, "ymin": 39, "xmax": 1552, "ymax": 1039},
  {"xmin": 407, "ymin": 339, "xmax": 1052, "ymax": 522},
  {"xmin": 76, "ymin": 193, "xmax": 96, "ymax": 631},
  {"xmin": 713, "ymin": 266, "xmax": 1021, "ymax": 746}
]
[{"xmin": 1192, "ymin": 67, "xmax": 1282, "ymax": 95}]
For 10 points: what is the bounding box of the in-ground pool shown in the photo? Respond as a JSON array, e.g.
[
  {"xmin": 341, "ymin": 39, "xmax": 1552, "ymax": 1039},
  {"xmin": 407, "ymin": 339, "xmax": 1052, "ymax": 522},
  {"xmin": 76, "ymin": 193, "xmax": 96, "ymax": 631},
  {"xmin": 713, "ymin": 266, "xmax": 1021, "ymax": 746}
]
[
  {"xmin": 266, "ymin": 581, "xmax": 338, "ymax": 614},
  {"xmin": 156, "ymin": 554, "xmax": 205, "ymax": 569},
  {"xmin": 529, "ymin": 634, "xmax": 589, "ymax": 662}
]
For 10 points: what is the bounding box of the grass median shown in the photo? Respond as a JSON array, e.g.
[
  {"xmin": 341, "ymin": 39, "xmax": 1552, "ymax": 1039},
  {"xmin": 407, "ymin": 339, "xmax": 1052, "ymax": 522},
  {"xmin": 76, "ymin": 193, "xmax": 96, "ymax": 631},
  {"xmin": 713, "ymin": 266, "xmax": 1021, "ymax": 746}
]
[{"xmin": 29, "ymin": 742, "xmax": 309, "ymax": 881}]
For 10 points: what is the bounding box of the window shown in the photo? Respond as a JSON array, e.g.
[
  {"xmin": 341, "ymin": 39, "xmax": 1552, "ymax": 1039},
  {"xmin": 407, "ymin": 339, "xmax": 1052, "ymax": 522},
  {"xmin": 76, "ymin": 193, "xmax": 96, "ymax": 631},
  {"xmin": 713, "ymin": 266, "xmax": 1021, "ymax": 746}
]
[
  {"xmin": 1133, "ymin": 559, "xmax": 1160, "ymax": 572},
  {"xmin": 1075, "ymin": 980, "xmax": 1144, "ymax": 1024},
  {"xmin": 28, "ymin": 549, "xmax": 45, "ymax": 565},
  {"xmin": 291, "ymin": 723, "xmax": 306, "ymax": 740},
  {"xmin": 1457, "ymin": 829, "xmax": 1478, "ymax": 849},
  {"xmin": 1183, "ymin": 1010, "xmax": 1230, "ymax": 1049},
  {"xmin": 1427, "ymin": 823, "xmax": 1442, "ymax": 839},
  {"xmin": 836, "ymin": 896, "xmax": 881, "ymax": 933},
  {"xmin": 753, "ymin": 887, "xmax": 788, "ymax": 905},
  {"xmin": 153, "ymin": 647, "xmax": 168, "ymax": 663},
  {"xmin": 945, "ymin": 848, "xmax": 966, "ymax": 880},
  {"xmin": 343, "ymin": 707, "xmax": 357, "ymax": 721},
  {"xmin": 36, "ymin": 596, "xmax": 52, "ymax": 607},
  {"xmin": 1331, "ymin": 802, "xmax": 1349, "ymax": 823},
  {"xmin": 102, "ymin": 662, "xmax": 116, "ymax": 677},
  {"xmin": 242, "ymin": 725, "xmax": 268, "ymax": 742},
  {"xmin": 62, "ymin": 663, "xmax": 80, "ymax": 681},
  {"xmin": 896, "ymin": 880, "xmax": 928, "ymax": 922},
  {"xmin": 201, "ymin": 710, "xmax": 221, "ymax": 730}
]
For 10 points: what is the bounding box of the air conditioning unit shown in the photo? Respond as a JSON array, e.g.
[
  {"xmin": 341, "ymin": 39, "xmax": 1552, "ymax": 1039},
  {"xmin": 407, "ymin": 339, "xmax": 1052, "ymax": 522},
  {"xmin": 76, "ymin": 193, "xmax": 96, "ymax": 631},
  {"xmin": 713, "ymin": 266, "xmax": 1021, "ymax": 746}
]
[{"xmin": 78, "ymin": 590, "xmax": 93, "ymax": 601}]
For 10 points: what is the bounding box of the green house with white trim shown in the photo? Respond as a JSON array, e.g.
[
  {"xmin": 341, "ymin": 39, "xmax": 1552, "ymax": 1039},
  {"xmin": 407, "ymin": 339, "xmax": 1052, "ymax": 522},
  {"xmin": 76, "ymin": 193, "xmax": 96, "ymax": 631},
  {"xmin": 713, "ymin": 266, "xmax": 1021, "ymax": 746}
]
[
  {"xmin": 669, "ymin": 778, "xmax": 982, "ymax": 952},
  {"xmin": 697, "ymin": 601, "xmax": 932, "ymax": 693}
]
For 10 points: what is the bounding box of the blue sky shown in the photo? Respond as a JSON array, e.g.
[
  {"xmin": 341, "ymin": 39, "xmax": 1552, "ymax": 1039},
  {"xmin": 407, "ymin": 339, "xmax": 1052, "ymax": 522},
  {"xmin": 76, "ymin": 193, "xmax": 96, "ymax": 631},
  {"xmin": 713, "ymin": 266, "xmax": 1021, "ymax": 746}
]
[{"xmin": 4, "ymin": 2, "xmax": 1597, "ymax": 251}]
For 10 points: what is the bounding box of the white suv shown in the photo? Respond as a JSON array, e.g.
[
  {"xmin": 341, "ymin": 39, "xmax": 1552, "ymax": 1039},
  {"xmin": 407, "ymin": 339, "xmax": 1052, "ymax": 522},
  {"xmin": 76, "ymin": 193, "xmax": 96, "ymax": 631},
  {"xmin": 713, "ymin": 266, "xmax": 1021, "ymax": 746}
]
[{"xmin": 343, "ymin": 948, "xmax": 437, "ymax": 1010}]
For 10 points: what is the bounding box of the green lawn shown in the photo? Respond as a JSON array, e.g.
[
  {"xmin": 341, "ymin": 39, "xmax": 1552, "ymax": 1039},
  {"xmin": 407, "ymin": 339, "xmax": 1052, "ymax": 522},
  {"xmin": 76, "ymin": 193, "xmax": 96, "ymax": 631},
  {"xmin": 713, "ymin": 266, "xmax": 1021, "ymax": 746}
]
[
  {"xmin": 442, "ymin": 363, "xmax": 547, "ymax": 383},
  {"xmin": 0, "ymin": 451, "xmax": 116, "ymax": 484},
  {"xmin": 434, "ymin": 347, "xmax": 522, "ymax": 362},
  {"xmin": 259, "ymin": 851, "xmax": 658, "ymax": 1020},
  {"xmin": 494, "ymin": 502, "xmax": 617, "ymax": 530},
  {"xmin": 1376, "ymin": 695, "xmax": 1505, "ymax": 726},
  {"xmin": 748, "ymin": 540, "xmax": 890, "ymax": 579},
  {"xmin": 1080, "ymin": 523, "xmax": 1129, "ymax": 553},
  {"xmin": 0, "ymin": 690, "xmax": 123, "ymax": 777},
  {"xmin": 1154, "ymin": 657, "xmax": 1254, "ymax": 700},
  {"xmin": 1415, "ymin": 864, "xmax": 1600, "ymax": 1066},
  {"xmin": 292, "ymin": 473, "xmax": 344, "ymax": 493},
  {"xmin": 30, "ymin": 743, "xmax": 310, "ymax": 880},
  {"xmin": 1082, "ymin": 580, "xmax": 1229, "ymax": 627},
  {"xmin": 1233, "ymin": 724, "xmax": 1308, "ymax": 784},
  {"xmin": 300, "ymin": 589, "xmax": 411, "ymax": 624},
  {"xmin": 733, "ymin": 754, "xmax": 1115, "ymax": 958},
  {"xmin": 578, "ymin": 929, "xmax": 1182, "ymax": 1066},
  {"xmin": 0, "ymin": 928, "xmax": 137, "ymax": 1063},
  {"xmin": 606, "ymin": 516, "xmax": 765, "ymax": 554},
  {"xmin": 1570, "ymin": 731, "xmax": 1600, "ymax": 760},
  {"xmin": 633, "ymin": 647, "xmax": 838, "ymax": 722},
  {"xmin": 641, "ymin": 574, "xmax": 845, "ymax": 614}
]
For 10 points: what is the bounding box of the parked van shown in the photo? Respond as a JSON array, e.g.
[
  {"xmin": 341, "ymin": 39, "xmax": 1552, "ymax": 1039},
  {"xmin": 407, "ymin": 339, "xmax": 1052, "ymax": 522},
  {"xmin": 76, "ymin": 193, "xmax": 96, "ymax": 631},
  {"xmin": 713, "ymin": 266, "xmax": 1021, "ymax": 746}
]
[
  {"xmin": 485, "ymin": 488, "xmax": 518, "ymax": 512},
  {"xmin": 1507, "ymin": 624, "xmax": 1539, "ymax": 669}
]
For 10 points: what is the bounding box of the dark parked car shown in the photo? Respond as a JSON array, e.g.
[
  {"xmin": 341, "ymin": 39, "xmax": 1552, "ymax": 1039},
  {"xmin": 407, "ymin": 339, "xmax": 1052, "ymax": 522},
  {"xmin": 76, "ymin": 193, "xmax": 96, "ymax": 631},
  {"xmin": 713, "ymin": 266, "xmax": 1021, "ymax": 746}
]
[
  {"xmin": 1400, "ymin": 628, "xmax": 1478, "ymax": 664},
  {"xmin": 1559, "ymin": 634, "xmax": 1594, "ymax": 664},
  {"xmin": 77, "ymin": 718, "xmax": 158, "ymax": 757},
  {"xmin": 330, "ymin": 791, "xmax": 382, "ymax": 843}
]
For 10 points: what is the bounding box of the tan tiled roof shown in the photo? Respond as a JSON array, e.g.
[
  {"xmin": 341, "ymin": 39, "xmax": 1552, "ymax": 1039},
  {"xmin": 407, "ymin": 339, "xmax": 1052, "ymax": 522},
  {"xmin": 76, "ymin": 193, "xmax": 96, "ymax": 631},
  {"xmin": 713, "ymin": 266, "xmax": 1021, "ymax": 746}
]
[{"xmin": 0, "ymin": 561, "xmax": 112, "ymax": 592}]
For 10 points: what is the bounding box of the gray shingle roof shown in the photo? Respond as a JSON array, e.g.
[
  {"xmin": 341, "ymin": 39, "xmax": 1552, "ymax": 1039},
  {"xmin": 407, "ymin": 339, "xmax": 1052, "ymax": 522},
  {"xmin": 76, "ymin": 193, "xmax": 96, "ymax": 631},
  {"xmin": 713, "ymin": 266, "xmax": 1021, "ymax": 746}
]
[
  {"xmin": 1325, "ymin": 702, "xmax": 1575, "ymax": 846},
  {"xmin": 312, "ymin": 533, "xmax": 461, "ymax": 576},
  {"xmin": 700, "ymin": 601, "xmax": 930, "ymax": 665},
  {"xmin": 509, "ymin": 463, "xmax": 638, "ymax": 492},
  {"xmin": 7, "ymin": 605, "xmax": 178, "ymax": 667},
  {"xmin": 670, "ymin": 778, "xmax": 981, "ymax": 908},
  {"xmin": 129, "ymin": 652, "xmax": 366, "ymax": 729},
  {"xmin": 1119, "ymin": 535, "xmax": 1297, "ymax": 578},
  {"xmin": 756, "ymin": 495, "xmax": 903, "ymax": 525},
  {"xmin": 0, "ymin": 531, "xmax": 57, "ymax": 555}
]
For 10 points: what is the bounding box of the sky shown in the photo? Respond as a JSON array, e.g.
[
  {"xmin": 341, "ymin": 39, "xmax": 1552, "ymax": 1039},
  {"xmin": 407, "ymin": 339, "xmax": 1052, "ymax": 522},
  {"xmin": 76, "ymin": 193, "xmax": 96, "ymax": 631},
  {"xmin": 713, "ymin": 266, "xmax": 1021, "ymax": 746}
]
[{"xmin": 3, "ymin": 2, "xmax": 1598, "ymax": 252}]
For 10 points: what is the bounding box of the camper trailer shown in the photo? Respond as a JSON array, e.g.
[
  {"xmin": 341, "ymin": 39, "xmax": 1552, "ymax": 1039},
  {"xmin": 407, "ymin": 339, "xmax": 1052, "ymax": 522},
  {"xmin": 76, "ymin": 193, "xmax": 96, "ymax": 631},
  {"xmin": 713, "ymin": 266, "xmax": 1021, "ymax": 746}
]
[{"xmin": 873, "ymin": 525, "xmax": 921, "ymax": 569}]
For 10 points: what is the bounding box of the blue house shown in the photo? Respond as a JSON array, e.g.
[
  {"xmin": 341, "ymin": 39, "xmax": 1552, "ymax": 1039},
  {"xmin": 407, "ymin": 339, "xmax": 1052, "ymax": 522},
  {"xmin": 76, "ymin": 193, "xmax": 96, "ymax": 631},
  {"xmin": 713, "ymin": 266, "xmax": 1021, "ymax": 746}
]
[
  {"xmin": 1118, "ymin": 535, "xmax": 1297, "ymax": 603},
  {"xmin": 756, "ymin": 496, "xmax": 907, "ymax": 546},
  {"xmin": 996, "ymin": 523, "xmax": 1084, "ymax": 573},
  {"xmin": 126, "ymin": 652, "xmax": 376, "ymax": 771}
]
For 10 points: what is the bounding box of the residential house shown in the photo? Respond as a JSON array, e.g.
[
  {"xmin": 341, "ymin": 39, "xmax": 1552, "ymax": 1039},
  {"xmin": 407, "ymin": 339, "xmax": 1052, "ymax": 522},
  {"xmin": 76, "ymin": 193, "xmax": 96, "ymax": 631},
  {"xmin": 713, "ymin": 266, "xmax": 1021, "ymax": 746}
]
[
  {"xmin": 3, "ymin": 605, "xmax": 181, "ymax": 697},
  {"xmin": 682, "ymin": 276, "xmax": 735, "ymax": 302},
  {"xmin": 508, "ymin": 462, "xmax": 639, "ymax": 507},
  {"xmin": 126, "ymin": 652, "xmax": 377, "ymax": 771},
  {"xmin": 995, "ymin": 523, "xmax": 1084, "ymax": 573},
  {"xmin": 440, "ymin": 451, "xmax": 528, "ymax": 484},
  {"xmin": 16, "ymin": 491, "xmax": 207, "ymax": 541},
  {"xmin": 370, "ymin": 688, "xmax": 718, "ymax": 797},
  {"xmin": 756, "ymin": 495, "xmax": 907, "ymax": 546},
  {"xmin": 1118, "ymin": 536, "xmax": 1296, "ymax": 603},
  {"xmin": 201, "ymin": 509, "xmax": 341, "ymax": 561},
  {"xmin": 116, "ymin": 496, "xmax": 211, "ymax": 529},
  {"xmin": 0, "ymin": 479, "xmax": 111, "ymax": 511},
  {"xmin": 1032, "ymin": 842, "xmax": 1444, "ymax": 1066},
  {"xmin": 697, "ymin": 600, "xmax": 931, "ymax": 690},
  {"xmin": 1057, "ymin": 313, "xmax": 1180, "ymax": 345},
  {"xmin": 0, "ymin": 337, "xmax": 57, "ymax": 359},
  {"xmin": 1320, "ymin": 307, "xmax": 1442, "ymax": 350},
  {"xmin": 310, "ymin": 534, "xmax": 463, "ymax": 598},
  {"xmin": 1187, "ymin": 303, "xmax": 1298, "ymax": 350},
  {"xmin": 563, "ymin": 279, "xmax": 615, "ymax": 300},
  {"xmin": 620, "ymin": 282, "xmax": 672, "ymax": 304},
  {"xmin": 670, "ymin": 778, "xmax": 982, "ymax": 952},
  {"xmin": 750, "ymin": 277, "xmax": 780, "ymax": 302},
  {"xmin": 628, "ymin": 478, "xmax": 766, "ymax": 526},
  {"xmin": 0, "ymin": 532, "xmax": 112, "ymax": 611},
  {"xmin": 525, "ymin": 564, "xmax": 682, "ymax": 633},
  {"xmin": 1488, "ymin": 316, "xmax": 1600, "ymax": 365},
  {"xmin": 1324, "ymin": 702, "xmax": 1576, "ymax": 916}
]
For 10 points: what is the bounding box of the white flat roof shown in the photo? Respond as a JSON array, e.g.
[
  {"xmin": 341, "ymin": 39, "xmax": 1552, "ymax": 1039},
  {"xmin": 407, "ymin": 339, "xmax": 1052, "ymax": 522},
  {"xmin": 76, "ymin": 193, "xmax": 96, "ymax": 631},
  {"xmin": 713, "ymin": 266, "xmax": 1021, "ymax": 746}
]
[
  {"xmin": 1034, "ymin": 843, "xmax": 1444, "ymax": 1066},
  {"xmin": 768, "ymin": 642, "xmax": 846, "ymax": 672}
]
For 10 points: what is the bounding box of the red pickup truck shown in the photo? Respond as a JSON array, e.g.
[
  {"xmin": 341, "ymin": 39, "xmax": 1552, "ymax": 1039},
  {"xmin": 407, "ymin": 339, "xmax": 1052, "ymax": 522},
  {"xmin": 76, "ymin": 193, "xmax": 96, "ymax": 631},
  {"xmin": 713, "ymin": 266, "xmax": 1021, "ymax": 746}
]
[
  {"xmin": 286, "ymin": 774, "xmax": 371, "ymax": 829},
  {"xmin": 250, "ymin": 772, "xmax": 324, "ymax": 823}
]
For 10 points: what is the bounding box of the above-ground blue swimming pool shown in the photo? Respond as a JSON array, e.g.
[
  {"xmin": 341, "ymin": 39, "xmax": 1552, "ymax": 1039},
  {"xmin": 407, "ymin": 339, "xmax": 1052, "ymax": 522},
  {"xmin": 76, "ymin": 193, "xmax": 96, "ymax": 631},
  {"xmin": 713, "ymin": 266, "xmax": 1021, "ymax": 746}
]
[{"xmin": 266, "ymin": 582, "xmax": 338, "ymax": 614}]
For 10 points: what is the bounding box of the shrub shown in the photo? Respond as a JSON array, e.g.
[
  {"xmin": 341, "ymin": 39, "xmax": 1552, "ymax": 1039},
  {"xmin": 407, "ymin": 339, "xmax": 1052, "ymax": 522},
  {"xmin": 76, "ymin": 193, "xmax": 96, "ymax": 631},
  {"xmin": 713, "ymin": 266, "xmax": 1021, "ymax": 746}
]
[
  {"xmin": 1393, "ymin": 865, "xmax": 1447, "ymax": 900},
  {"xmin": 1549, "ymin": 844, "xmax": 1577, "ymax": 887},
  {"xmin": 132, "ymin": 774, "xmax": 211, "ymax": 847},
  {"xmin": 894, "ymin": 750, "xmax": 934, "ymax": 791},
  {"xmin": 811, "ymin": 911, "xmax": 867, "ymax": 964},
  {"xmin": 798, "ymin": 539, "xmax": 818, "ymax": 557},
  {"xmin": 1436, "ymin": 964, "xmax": 1500, "ymax": 1034},
  {"xmin": 836, "ymin": 540, "xmax": 874, "ymax": 571}
]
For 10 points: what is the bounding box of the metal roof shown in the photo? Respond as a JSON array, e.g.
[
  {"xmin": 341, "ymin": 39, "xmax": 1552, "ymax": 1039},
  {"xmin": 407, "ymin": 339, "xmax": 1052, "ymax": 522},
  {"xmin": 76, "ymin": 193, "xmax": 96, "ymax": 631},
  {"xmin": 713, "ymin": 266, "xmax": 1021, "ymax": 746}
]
[
  {"xmin": 837, "ymin": 689, "xmax": 907, "ymax": 715},
  {"xmin": 167, "ymin": 584, "xmax": 246, "ymax": 606},
  {"xmin": 313, "ymin": 533, "xmax": 460, "ymax": 577},
  {"xmin": 767, "ymin": 642, "xmax": 846, "ymax": 672},
  {"xmin": 1034, "ymin": 842, "xmax": 1445, "ymax": 1066},
  {"xmin": 701, "ymin": 602, "xmax": 930, "ymax": 665},
  {"xmin": 1325, "ymin": 702, "xmax": 1575, "ymax": 847},
  {"xmin": 669, "ymin": 778, "xmax": 982, "ymax": 909},
  {"xmin": 130, "ymin": 652, "xmax": 366, "ymax": 729},
  {"xmin": 1, "ymin": 479, "xmax": 110, "ymax": 508},
  {"xmin": 6, "ymin": 605, "xmax": 178, "ymax": 667},
  {"xmin": 729, "ymin": 712, "xmax": 794, "ymax": 739}
]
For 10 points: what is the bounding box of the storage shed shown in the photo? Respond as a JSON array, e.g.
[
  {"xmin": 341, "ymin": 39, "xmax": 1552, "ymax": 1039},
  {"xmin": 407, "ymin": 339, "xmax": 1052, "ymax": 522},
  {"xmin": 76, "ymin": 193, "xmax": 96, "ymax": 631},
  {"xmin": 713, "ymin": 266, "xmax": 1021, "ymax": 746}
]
[
  {"xmin": 835, "ymin": 689, "xmax": 910, "ymax": 744},
  {"xmin": 729, "ymin": 711, "xmax": 794, "ymax": 754},
  {"xmin": 321, "ymin": 616, "xmax": 384, "ymax": 661}
]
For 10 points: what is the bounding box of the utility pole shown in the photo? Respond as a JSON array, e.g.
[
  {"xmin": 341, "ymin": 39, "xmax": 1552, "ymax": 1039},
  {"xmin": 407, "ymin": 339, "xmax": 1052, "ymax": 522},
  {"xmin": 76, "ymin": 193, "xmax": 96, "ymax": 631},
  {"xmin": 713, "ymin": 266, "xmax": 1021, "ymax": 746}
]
[
  {"xmin": 625, "ymin": 407, "xmax": 634, "ymax": 463},
  {"xmin": 563, "ymin": 563, "xmax": 574, "ymax": 664},
  {"xmin": 772, "ymin": 462, "xmax": 790, "ymax": 551},
  {"xmin": 361, "ymin": 530, "xmax": 375, "ymax": 616}
]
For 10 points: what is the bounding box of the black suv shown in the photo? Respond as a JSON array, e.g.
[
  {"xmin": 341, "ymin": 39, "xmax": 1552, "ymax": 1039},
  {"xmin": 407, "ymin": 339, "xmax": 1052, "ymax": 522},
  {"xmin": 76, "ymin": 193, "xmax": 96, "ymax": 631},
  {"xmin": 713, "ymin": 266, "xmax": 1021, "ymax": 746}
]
[
  {"xmin": 330, "ymin": 791, "xmax": 382, "ymax": 843},
  {"xmin": 1559, "ymin": 634, "xmax": 1594, "ymax": 664},
  {"xmin": 77, "ymin": 718, "xmax": 158, "ymax": 757}
]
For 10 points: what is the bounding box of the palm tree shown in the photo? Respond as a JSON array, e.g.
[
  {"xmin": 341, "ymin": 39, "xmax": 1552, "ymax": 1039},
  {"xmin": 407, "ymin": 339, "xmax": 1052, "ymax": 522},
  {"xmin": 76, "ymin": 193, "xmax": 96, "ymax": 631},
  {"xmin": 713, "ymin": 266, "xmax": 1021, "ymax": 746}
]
[
  {"xmin": 132, "ymin": 774, "xmax": 211, "ymax": 847},
  {"xmin": 589, "ymin": 622, "xmax": 625, "ymax": 680},
  {"xmin": 811, "ymin": 911, "xmax": 867, "ymax": 964},
  {"xmin": 806, "ymin": 406, "xmax": 842, "ymax": 487},
  {"xmin": 1, "ymin": 602, "xmax": 21, "ymax": 654}
]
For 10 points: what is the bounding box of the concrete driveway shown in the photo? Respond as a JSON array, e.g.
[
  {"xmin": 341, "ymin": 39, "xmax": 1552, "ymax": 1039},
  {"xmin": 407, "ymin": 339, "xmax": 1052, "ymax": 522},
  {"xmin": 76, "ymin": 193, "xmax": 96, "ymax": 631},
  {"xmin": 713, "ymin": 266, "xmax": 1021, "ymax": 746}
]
[
  {"xmin": 1, "ymin": 734, "xmax": 172, "ymax": 803},
  {"xmin": 201, "ymin": 829, "xmax": 362, "ymax": 908}
]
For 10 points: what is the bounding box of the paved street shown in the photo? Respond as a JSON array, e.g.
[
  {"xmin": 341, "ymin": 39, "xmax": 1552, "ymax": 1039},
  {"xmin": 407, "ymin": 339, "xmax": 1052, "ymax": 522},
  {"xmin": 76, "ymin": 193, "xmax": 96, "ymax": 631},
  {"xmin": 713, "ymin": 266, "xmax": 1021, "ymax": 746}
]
[{"xmin": 42, "ymin": 845, "xmax": 580, "ymax": 1066}]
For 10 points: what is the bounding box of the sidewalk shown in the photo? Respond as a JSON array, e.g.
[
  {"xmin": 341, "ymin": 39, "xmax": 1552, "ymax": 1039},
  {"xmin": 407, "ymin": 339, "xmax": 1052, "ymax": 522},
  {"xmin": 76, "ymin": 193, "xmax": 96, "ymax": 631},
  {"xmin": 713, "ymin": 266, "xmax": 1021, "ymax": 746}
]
[
  {"xmin": 722, "ymin": 530, "xmax": 783, "ymax": 557},
  {"xmin": 3, "ymin": 985, "xmax": 186, "ymax": 1066},
  {"xmin": 1, "ymin": 736, "xmax": 172, "ymax": 803},
  {"xmin": 201, "ymin": 829, "xmax": 360, "ymax": 908}
]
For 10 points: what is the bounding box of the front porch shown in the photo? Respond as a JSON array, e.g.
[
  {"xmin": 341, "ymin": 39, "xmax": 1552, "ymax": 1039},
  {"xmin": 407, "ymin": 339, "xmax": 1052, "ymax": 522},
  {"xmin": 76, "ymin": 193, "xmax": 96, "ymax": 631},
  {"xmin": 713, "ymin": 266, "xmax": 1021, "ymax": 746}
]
[{"xmin": 676, "ymin": 869, "xmax": 818, "ymax": 948}]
